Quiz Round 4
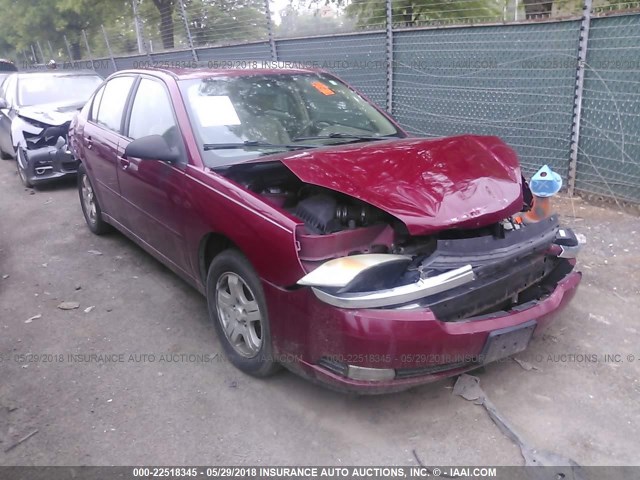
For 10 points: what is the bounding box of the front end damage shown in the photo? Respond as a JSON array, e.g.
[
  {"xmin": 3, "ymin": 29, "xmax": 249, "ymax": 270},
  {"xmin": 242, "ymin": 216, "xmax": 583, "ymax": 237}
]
[
  {"xmin": 220, "ymin": 136, "xmax": 583, "ymax": 390},
  {"xmin": 298, "ymin": 214, "xmax": 579, "ymax": 321},
  {"xmin": 12, "ymin": 109, "xmax": 79, "ymax": 186},
  {"xmin": 293, "ymin": 214, "xmax": 581, "ymax": 392}
]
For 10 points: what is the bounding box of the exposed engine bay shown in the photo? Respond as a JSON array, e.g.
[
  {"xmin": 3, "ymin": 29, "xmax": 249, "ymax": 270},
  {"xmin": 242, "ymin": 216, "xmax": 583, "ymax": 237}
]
[
  {"xmin": 222, "ymin": 160, "xmax": 396, "ymax": 235},
  {"xmin": 221, "ymin": 160, "xmax": 581, "ymax": 322}
]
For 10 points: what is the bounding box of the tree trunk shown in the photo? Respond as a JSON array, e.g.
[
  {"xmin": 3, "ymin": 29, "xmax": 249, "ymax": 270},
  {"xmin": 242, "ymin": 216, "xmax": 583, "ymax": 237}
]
[
  {"xmin": 159, "ymin": 6, "xmax": 175, "ymax": 49},
  {"xmin": 403, "ymin": 4, "xmax": 415, "ymax": 27},
  {"xmin": 153, "ymin": 0, "xmax": 175, "ymax": 50},
  {"xmin": 522, "ymin": 0, "xmax": 553, "ymax": 19},
  {"xmin": 71, "ymin": 42, "xmax": 82, "ymax": 61}
]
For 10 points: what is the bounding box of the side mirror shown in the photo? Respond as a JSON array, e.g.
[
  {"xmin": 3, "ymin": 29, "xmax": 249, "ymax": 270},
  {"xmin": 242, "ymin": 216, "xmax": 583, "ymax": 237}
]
[
  {"xmin": 0, "ymin": 98, "xmax": 7, "ymax": 110},
  {"xmin": 124, "ymin": 135, "xmax": 180, "ymax": 163}
]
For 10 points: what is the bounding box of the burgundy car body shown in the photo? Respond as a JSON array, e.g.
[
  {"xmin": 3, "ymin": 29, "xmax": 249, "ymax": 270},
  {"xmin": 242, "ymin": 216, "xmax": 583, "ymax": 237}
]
[{"xmin": 70, "ymin": 67, "xmax": 581, "ymax": 393}]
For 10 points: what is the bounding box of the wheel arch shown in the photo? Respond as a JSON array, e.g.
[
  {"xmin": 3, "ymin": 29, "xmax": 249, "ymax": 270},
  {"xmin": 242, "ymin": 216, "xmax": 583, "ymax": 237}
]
[{"xmin": 198, "ymin": 232, "xmax": 238, "ymax": 287}]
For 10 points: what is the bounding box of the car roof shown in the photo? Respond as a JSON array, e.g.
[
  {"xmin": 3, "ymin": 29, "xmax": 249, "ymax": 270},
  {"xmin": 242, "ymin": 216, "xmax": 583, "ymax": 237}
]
[
  {"xmin": 0, "ymin": 59, "xmax": 18, "ymax": 72},
  {"xmin": 13, "ymin": 70, "xmax": 100, "ymax": 78},
  {"xmin": 114, "ymin": 65, "xmax": 325, "ymax": 82}
]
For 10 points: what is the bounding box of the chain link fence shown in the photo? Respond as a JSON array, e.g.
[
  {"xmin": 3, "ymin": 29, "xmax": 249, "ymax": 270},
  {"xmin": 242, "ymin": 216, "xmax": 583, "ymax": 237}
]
[
  {"xmin": 7, "ymin": 0, "xmax": 640, "ymax": 205},
  {"xmin": 577, "ymin": 13, "xmax": 640, "ymax": 204}
]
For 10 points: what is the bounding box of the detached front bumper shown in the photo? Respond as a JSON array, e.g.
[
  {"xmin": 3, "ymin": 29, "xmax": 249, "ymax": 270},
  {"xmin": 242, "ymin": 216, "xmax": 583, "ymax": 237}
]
[{"xmin": 22, "ymin": 144, "xmax": 79, "ymax": 185}]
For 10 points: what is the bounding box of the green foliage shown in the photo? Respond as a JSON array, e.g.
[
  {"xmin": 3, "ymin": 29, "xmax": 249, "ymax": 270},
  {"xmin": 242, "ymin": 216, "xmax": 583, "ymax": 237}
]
[
  {"xmin": 277, "ymin": 4, "xmax": 356, "ymax": 36},
  {"xmin": 0, "ymin": 0, "xmax": 131, "ymax": 61},
  {"xmin": 183, "ymin": 0, "xmax": 269, "ymax": 46},
  {"xmin": 342, "ymin": 0, "xmax": 503, "ymax": 28}
]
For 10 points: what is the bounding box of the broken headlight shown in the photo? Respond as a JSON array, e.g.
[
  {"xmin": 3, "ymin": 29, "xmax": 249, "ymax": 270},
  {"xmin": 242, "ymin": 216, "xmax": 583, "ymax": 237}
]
[{"xmin": 298, "ymin": 254, "xmax": 475, "ymax": 309}]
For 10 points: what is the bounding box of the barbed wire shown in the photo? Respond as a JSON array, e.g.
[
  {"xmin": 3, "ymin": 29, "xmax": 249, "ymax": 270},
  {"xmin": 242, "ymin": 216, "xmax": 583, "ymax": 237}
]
[{"xmin": 5, "ymin": 0, "xmax": 639, "ymax": 204}]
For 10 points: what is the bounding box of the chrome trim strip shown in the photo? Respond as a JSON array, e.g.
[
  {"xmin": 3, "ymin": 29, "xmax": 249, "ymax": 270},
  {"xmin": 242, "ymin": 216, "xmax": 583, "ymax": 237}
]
[
  {"xmin": 35, "ymin": 166, "xmax": 54, "ymax": 175},
  {"xmin": 346, "ymin": 365, "xmax": 395, "ymax": 381},
  {"xmin": 311, "ymin": 264, "xmax": 475, "ymax": 309}
]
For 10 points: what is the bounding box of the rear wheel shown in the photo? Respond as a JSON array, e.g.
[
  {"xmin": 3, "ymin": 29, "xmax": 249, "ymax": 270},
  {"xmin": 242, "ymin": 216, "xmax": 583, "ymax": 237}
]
[
  {"xmin": 16, "ymin": 148, "xmax": 32, "ymax": 188},
  {"xmin": 78, "ymin": 163, "xmax": 111, "ymax": 234},
  {"xmin": 206, "ymin": 250, "xmax": 280, "ymax": 377}
]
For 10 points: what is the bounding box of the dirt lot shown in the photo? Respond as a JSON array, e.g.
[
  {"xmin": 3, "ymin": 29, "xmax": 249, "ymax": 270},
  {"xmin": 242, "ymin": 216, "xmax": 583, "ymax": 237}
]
[{"xmin": 0, "ymin": 158, "xmax": 639, "ymax": 466}]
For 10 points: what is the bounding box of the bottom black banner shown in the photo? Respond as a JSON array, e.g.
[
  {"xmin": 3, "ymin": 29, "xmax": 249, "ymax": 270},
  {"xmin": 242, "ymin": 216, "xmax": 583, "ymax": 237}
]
[{"xmin": 0, "ymin": 466, "xmax": 637, "ymax": 480}]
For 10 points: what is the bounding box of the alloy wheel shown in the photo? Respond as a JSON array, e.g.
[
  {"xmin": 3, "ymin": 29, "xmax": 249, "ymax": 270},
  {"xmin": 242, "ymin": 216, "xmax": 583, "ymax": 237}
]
[
  {"xmin": 81, "ymin": 174, "xmax": 97, "ymax": 225},
  {"xmin": 216, "ymin": 272, "xmax": 263, "ymax": 358}
]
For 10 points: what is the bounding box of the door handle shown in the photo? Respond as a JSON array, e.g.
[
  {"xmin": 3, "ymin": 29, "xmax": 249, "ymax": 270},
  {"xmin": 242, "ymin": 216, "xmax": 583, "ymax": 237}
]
[
  {"xmin": 119, "ymin": 156, "xmax": 130, "ymax": 170},
  {"xmin": 86, "ymin": 136, "xmax": 93, "ymax": 150}
]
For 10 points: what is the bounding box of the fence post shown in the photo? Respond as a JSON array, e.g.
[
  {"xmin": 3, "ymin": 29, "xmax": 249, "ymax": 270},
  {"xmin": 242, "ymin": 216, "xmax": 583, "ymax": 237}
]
[
  {"xmin": 30, "ymin": 45, "xmax": 38, "ymax": 64},
  {"xmin": 264, "ymin": 0, "xmax": 277, "ymax": 62},
  {"xmin": 385, "ymin": 0, "xmax": 394, "ymax": 114},
  {"xmin": 47, "ymin": 41, "xmax": 55, "ymax": 61},
  {"xmin": 82, "ymin": 30, "xmax": 96, "ymax": 71},
  {"xmin": 64, "ymin": 35, "xmax": 74, "ymax": 67},
  {"xmin": 36, "ymin": 41, "xmax": 45, "ymax": 65},
  {"xmin": 568, "ymin": 0, "xmax": 592, "ymax": 196},
  {"xmin": 102, "ymin": 25, "xmax": 118, "ymax": 72},
  {"xmin": 132, "ymin": 0, "xmax": 151, "ymax": 61},
  {"xmin": 178, "ymin": 1, "xmax": 199, "ymax": 62}
]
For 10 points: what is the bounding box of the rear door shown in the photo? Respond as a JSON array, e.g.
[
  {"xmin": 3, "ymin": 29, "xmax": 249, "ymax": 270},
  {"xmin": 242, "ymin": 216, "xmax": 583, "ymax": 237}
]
[
  {"xmin": 118, "ymin": 76, "xmax": 190, "ymax": 273},
  {"xmin": 83, "ymin": 75, "xmax": 136, "ymax": 225}
]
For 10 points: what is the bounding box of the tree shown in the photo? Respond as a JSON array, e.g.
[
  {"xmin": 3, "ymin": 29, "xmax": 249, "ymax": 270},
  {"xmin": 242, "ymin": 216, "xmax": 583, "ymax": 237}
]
[
  {"xmin": 0, "ymin": 0, "xmax": 127, "ymax": 61},
  {"xmin": 277, "ymin": 4, "xmax": 355, "ymax": 37},
  {"xmin": 183, "ymin": 0, "xmax": 268, "ymax": 46},
  {"xmin": 151, "ymin": 0, "xmax": 176, "ymax": 49},
  {"xmin": 522, "ymin": 0, "xmax": 552, "ymax": 18},
  {"xmin": 337, "ymin": 0, "xmax": 502, "ymax": 28}
]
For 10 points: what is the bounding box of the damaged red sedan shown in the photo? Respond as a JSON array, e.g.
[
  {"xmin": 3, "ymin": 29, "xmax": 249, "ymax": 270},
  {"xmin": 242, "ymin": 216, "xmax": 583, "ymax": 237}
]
[{"xmin": 69, "ymin": 67, "xmax": 582, "ymax": 393}]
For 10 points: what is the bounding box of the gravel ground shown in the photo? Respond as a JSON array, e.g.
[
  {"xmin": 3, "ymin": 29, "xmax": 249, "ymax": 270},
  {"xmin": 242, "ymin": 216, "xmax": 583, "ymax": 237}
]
[{"xmin": 0, "ymin": 158, "xmax": 639, "ymax": 466}]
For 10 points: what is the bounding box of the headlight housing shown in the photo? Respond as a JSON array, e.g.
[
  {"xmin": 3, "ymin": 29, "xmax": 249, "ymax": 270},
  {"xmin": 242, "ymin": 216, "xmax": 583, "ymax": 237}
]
[{"xmin": 298, "ymin": 254, "xmax": 475, "ymax": 309}]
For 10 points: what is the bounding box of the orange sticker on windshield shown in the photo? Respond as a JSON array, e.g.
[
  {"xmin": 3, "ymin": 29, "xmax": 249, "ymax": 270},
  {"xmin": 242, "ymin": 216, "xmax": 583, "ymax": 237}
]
[{"xmin": 311, "ymin": 81, "xmax": 335, "ymax": 96}]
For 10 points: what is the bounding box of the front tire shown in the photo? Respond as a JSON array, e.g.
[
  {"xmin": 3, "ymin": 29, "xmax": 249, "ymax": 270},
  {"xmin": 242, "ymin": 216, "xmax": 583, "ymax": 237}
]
[
  {"xmin": 206, "ymin": 250, "xmax": 280, "ymax": 377},
  {"xmin": 0, "ymin": 147, "xmax": 12, "ymax": 160},
  {"xmin": 16, "ymin": 148, "xmax": 33, "ymax": 188},
  {"xmin": 78, "ymin": 163, "xmax": 111, "ymax": 235}
]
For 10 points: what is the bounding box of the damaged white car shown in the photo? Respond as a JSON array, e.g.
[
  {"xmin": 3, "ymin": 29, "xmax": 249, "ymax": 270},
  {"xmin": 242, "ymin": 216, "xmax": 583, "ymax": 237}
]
[{"xmin": 0, "ymin": 71, "xmax": 102, "ymax": 187}]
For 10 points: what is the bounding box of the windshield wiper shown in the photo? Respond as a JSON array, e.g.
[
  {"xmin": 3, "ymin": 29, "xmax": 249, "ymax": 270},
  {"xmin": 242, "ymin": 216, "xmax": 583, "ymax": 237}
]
[
  {"xmin": 292, "ymin": 133, "xmax": 392, "ymax": 142},
  {"xmin": 203, "ymin": 140, "xmax": 318, "ymax": 151}
]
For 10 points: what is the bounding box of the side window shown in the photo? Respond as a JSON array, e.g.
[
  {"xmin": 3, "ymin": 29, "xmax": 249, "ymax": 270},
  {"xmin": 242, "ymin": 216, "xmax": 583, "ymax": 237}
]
[
  {"xmin": 128, "ymin": 78, "xmax": 179, "ymax": 148},
  {"xmin": 89, "ymin": 85, "xmax": 106, "ymax": 122},
  {"xmin": 96, "ymin": 76, "xmax": 135, "ymax": 133},
  {"xmin": 4, "ymin": 76, "xmax": 17, "ymax": 106}
]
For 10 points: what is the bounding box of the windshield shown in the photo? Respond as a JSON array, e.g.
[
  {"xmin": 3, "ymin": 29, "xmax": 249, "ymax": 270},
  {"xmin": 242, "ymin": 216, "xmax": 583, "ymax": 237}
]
[
  {"xmin": 18, "ymin": 74, "xmax": 103, "ymax": 107},
  {"xmin": 179, "ymin": 73, "xmax": 402, "ymax": 166}
]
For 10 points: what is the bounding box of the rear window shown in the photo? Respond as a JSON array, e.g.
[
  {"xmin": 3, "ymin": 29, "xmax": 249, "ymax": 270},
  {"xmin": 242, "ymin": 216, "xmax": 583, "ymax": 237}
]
[
  {"xmin": 0, "ymin": 60, "xmax": 17, "ymax": 72},
  {"xmin": 17, "ymin": 74, "xmax": 102, "ymax": 107}
]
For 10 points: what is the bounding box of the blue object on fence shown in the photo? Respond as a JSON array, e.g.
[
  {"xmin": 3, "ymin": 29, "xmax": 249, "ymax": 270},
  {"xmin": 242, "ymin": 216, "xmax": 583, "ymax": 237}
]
[{"xmin": 530, "ymin": 165, "xmax": 562, "ymax": 197}]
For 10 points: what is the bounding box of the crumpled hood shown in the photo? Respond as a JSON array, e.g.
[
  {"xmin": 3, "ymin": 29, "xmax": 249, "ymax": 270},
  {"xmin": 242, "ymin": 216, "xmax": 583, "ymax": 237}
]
[
  {"xmin": 17, "ymin": 100, "xmax": 84, "ymax": 126},
  {"xmin": 281, "ymin": 135, "xmax": 523, "ymax": 235}
]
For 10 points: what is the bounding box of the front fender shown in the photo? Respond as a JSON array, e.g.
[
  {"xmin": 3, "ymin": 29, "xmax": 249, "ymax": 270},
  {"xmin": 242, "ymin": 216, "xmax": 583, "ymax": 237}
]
[{"xmin": 185, "ymin": 166, "xmax": 305, "ymax": 289}]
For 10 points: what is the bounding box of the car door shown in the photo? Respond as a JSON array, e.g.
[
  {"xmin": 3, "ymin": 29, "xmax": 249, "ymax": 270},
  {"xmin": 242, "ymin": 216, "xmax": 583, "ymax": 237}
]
[
  {"xmin": 118, "ymin": 76, "xmax": 190, "ymax": 274},
  {"xmin": 0, "ymin": 74, "xmax": 17, "ymax": 156},
  {"xmin": 83, "ymin": 75, "xmax": 136, "ymax": 226}
]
